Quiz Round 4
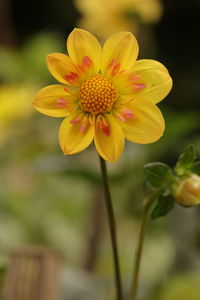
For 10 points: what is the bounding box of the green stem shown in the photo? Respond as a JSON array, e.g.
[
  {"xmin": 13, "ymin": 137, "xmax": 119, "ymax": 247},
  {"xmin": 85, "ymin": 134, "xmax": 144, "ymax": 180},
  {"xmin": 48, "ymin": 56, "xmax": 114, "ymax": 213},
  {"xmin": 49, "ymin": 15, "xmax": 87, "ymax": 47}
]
[
  {"xmin": 129, "ymin": 194, "xmax": 156, "ymax": 300},
  {"xmin": 99, "ymin": 155, "xmax": 123, "ymax": 300}
]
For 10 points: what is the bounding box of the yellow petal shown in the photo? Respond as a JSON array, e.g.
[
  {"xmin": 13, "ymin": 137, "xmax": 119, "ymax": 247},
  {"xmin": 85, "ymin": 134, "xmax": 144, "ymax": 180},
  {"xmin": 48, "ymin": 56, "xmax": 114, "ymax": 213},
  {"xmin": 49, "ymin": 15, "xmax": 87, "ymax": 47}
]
[
  {"xmin": 32, "ymin": 85, "xmax": 77, "ymax": 117},
  {"xmin": 114, "ymin": 96, "xmax": 165, "ymax": 144},
  {"xmin": 94, "ymin": 114, "xmax": 124, "ymax": 162},
  {"xmin": 59, "ymin": 110, "xmax": 94, "ymax": 155},
  {"xmin": 101, "ymin": 32, "xmax": 139, "ymax": 79},
  {"xmin": 46, "ymin": 53, "xmax": 81, "ymax": 86},
  {"xmin": 67, "ymin": 28, "xmax": 102, "ymax": 77},
  {"xmin": 110, "ymin": 70, "xmax": 138, "ymax": 96},
  {"xmin": 133, "ymin": 59, "xmax": 173, "ymax": 103},
  {"xmin": 134, "ymin": 59, "xmax": 169, "ymax": 73}
]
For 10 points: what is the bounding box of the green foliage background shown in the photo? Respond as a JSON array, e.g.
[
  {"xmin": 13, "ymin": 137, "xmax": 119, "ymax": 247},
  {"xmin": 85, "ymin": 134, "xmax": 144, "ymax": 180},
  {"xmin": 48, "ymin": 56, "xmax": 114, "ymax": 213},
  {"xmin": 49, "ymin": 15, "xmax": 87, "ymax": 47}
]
[{"xmin": 0, "ymin": 0, "xmax": 200, "ymax": 299}]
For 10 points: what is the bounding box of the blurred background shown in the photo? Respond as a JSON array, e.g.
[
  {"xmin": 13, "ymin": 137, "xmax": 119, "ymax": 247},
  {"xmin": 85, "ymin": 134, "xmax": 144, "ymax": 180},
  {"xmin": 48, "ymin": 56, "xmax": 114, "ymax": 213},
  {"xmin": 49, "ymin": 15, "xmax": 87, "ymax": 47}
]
[{"xmin": 0, "ymin": 0, "xmax": 200, "ymax": 299}]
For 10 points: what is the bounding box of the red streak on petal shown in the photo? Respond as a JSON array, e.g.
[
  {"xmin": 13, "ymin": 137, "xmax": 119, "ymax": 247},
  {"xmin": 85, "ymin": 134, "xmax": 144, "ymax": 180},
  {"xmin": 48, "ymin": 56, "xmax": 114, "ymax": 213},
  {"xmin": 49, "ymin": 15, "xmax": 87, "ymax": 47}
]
[
  {"xmin": 79, "ymin": 125, "xmax": 85, "ymax": 133},
  {"xmin": 103, "ymin": 125, "xmax": 110, "ymax": 136},
  {"xmin": 107, "ymin": 58, "xmax": 121, "ymax": 76},
  {"xmin": 56, "ymin": 98, "xmax": 67, "ymax": 108},
  {"xmin": 70, "ymin": 117, "xmax": 80, "ymax": 124},
  {"xmin": 108, "ymin": 58, "xmax": 116, "ymax": 69},
  {"xmin": 134, "ymin": 83, "xmax": 146, "ymax": 92},
  {"xmin": 96, "ymin": 116, "xmax": 110, "ymax": 136},
  {"xmin": 128, "ymin": 74, "xmax": 141, "ymax": 84},
  {"xmin": 78, "ymin": 64, "xmax": 86, "ymax": 73},
  {"xmin": 119, "ymin": 70, "xmax": 124, "ymax": 74},
  {"xmin": 111, "ymin": 63, "xmax": 120, "ymax": 77},
  {"xmin": 122, "ymin": 108, "xmax": 135, "ymax": 119},
  {"xmin": 56, "ymin": 103, "xmax": 66, "ymax": 108},
  {"xmin": 100, "ymin": 120, "xmax": 110, "ymax": 136},
  {"xmin": 58, "ymin": 98, "xmax": 66, "ymax": 104},
  {"xmin": 64, "ymin": 72, "xmax": 79, "ymax": 83},
  {"xmin": 118, "ymin": 114, "xmax": 126, "ymax": 122},
  {"xmin": 80, "ymin": 124, "xmax": 89, "ymax": 133},
  {"xmin": 133, "ymin": 74, "xmax": 140, "ymax": 81},
  {"xmin": 82, "ymin": 56, "xmax": 93, "ymax": 69},
  {"xmin": 129, "ymin": 74, "xmax": 140, "ymax": 81}
]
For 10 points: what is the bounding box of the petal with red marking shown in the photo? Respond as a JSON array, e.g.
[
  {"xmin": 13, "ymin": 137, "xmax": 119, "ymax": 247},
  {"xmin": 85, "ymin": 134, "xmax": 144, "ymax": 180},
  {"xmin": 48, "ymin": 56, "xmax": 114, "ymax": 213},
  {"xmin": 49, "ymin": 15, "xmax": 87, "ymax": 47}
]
[
  {"xmin": 46, "ymin": 53, "xmax": 81, "ymax": 86},
  {"xmin": 59, "ymin": 111, "xmax": 94, "ymax": 155},
  {"xmin": 67, "ymin": 28, "xmax": 102, "ymax": 77},
  {"xmin": 132, "ymin": 59, "xmax": 173, "ymax": 103},
  {"xmin": 94, "ymin": 114, "xmax": 124, "ymax": 162},
  {"xmin": 111, "ymin": 70, "xmax": 146, "ymax": 96},
  {"xmin": 32, "ymin": 85, "xmax": 77, "ymax": 117},
  {"xmin": 114, "ymin": 96, "xmax": 165, "ymax": 144},
  {"xmin": 101, "ymin": 32, "xmax": 139, "ymax": 79}
]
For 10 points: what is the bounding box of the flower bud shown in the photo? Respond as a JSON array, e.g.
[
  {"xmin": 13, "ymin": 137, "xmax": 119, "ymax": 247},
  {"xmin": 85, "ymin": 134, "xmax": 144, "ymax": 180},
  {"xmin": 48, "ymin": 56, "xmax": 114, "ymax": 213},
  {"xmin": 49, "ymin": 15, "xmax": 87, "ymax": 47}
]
[{"xmin": 173, "ymin": 174, "xmax": 200, "ymax": 207}]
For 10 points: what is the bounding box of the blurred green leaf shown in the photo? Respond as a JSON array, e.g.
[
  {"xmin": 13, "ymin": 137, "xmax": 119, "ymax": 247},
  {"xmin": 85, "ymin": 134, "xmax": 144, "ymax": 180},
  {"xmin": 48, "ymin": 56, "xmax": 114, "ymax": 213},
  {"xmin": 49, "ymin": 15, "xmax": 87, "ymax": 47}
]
[
  {"xmin": 175, "ymin": 144, "xmax": 196, "ymax": 175},
  {"xmin": 151, "ymin": 194, "xmax": 175, "ymax": 220},
  {"xmin": 0, "ymin": 32, "xmax": 63, "ymax": 82},
  {"xmin": 0, "ymin": 48, "xmax": 23, "ymax": 81},
  {"xmin": 144, "ymin": 162, "xmax": 174, "ymax": 188},
  {"xmin": 22, "ymin": 32, "xmax": 63, "ymax": 81}
]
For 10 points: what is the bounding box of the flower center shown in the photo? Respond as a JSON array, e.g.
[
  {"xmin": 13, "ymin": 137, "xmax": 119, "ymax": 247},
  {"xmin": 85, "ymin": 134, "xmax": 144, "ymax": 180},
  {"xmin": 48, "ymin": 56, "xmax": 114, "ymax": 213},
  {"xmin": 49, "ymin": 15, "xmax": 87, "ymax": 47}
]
[{"xmin": 79, "ymin": 74, "xmax": 117, "ymax": 115}]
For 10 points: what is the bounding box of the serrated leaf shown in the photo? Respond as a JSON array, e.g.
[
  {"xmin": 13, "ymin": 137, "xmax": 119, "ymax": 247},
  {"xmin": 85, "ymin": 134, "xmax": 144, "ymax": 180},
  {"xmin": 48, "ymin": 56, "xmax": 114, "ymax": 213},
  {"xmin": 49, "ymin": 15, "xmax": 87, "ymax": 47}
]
[
  {"xmin": 190, "ymin": 162, "xmax": 200, "ymax": 176},
  {"xmin": 151, "ymin": 194, "xmax": 175, "ymax": 220},
  {"xmin": 175, "ymin": 144, "xmax": 196, "ymax": 175},
  {"xmin": 144, "ymin": 162, "xmax": 173, "ymax": 188}
]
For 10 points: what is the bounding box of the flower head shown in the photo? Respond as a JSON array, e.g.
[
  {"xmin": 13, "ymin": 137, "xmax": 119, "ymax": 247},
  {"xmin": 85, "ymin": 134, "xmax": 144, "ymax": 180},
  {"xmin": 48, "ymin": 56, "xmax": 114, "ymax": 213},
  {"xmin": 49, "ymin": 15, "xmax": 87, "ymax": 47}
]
[
  {"xmin": 173, "ymin": 174, "xmax": 200, "ymax": 207},
  {"xmin": 33, "ymin": 28, "xmax": 172, "ymax": 162},
  {"xmin": 75, "ymin": 0, "xmax": 163, "ymax": 40}
]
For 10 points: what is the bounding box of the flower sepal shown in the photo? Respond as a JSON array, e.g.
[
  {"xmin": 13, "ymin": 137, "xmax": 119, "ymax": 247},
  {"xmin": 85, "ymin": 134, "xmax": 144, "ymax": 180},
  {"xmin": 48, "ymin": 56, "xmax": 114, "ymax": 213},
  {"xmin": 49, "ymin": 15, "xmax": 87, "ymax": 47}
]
[
  {"xmin": 144, "ymin": 162, "xmax": 174, "ymax": 189},
  {"xmin": 172, "ymin": 174, "xmax": 200, "ymax": 207},
  {"xmin": 144, "ymin": 144, "xmax": 200, "ymax": 219},
  {"xmin": 174, "ymin": 144, "xmax": 196, "ymax": 176},
  {"xmin": 151, "ymin": 193, "xmax": 175, "ymax": 220}
]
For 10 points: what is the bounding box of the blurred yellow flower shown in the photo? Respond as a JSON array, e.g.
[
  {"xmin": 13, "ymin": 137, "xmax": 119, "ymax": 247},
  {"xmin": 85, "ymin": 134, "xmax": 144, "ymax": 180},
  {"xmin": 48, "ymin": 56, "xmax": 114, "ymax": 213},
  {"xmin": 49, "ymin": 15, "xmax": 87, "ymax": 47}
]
[
  {"xmin": 0, "ymin": 84, "xmax": 33, "ymax": 145},
  {"xmin": 33, "ymin": 29, "xmax": 172, "ymax": 162},
  {"xmin": 74, "ymin": 0, "xmax": 163, "ymax": 40},
  {"xmin": 173, "ymin": 174, "xmax": 200, "ymax": 207}
]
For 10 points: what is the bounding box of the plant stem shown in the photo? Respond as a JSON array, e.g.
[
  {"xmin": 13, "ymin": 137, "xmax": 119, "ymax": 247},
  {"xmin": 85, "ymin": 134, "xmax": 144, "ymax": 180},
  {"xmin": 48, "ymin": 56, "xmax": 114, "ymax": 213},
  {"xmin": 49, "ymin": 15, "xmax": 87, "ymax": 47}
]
[
  {"xmin": 99, "ymin": 155, "xmax": 123, "ymax": 300},
  {"xmin": 129, "ymin": 195, "xmax": 156, "ymax": 300}
]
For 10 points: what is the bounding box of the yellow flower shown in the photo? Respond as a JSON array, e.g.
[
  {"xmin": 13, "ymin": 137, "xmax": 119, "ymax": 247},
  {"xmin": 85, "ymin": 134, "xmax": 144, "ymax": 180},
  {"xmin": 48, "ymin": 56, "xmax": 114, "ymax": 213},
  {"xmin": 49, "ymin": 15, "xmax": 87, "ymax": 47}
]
[
  {"xmin": 0, "ymin": 84, "xmax": 33, "ymax": 145},
  {"xmin": 33, "ymin": 29, "xmax": 172, "ymax": 162},
  {"xmin": 74, "ymin": 0, "xmax": 163, "ymax": 40},
  {"xmin": 173, "ymin": 174, "xmax": 200, "ymax": 207}
]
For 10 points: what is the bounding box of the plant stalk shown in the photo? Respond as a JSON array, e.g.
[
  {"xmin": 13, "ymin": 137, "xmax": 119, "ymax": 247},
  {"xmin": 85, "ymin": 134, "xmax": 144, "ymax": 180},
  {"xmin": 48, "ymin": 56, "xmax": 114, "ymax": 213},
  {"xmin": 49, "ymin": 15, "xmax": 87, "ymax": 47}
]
[
  {"xmin": 99, "ymin": 155, "xmax": 123, "ymax": 300},
  {"xmin": 129, "ymin": 194, "xmax": 156, "ymax": 300}
]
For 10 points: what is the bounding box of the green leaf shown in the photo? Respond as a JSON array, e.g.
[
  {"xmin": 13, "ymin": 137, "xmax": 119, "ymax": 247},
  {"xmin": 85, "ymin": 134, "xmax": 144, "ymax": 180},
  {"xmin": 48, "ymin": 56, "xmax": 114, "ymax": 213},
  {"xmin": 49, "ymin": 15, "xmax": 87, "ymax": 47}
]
[
  {"xmin": 175, "ymin": 144, "xmax": 196, "ymax": 175},
  {"xmin": 144, "ymin": 162, "xmax": 174, "ymax": 188},
  {"xmin": 151, "ymin": 194, "xmax": 175, "ymax": 220},
  {"xmin": 190, "ymin": 162, "xmax": 200, "ymax": 176}
]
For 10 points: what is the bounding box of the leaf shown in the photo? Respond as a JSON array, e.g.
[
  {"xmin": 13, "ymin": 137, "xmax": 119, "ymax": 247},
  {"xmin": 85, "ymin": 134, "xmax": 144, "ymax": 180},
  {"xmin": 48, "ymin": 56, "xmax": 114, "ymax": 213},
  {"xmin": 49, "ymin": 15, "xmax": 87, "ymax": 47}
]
[
  {"xmin": 151, "ymin": 194, "xmax": 175, "ymax": 220},
  {"xmin": 190, "ymin": 161, "xmax": 200, "ymax": 176},
  {"xmin": 144, "ymin": 162, "xmax": 174, "ymax": 188},
  {"xmin": 175, "ymin": 144, "xmax": 196, "ymax": 175}
]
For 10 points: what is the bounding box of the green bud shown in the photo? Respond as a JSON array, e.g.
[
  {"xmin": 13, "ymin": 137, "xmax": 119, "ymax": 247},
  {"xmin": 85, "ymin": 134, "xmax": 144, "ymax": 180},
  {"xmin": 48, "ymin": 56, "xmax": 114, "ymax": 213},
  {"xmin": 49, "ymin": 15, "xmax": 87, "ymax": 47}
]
[{"xmin": 173, "ymin": 174, "xmax": 200, "ymax": 207}]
